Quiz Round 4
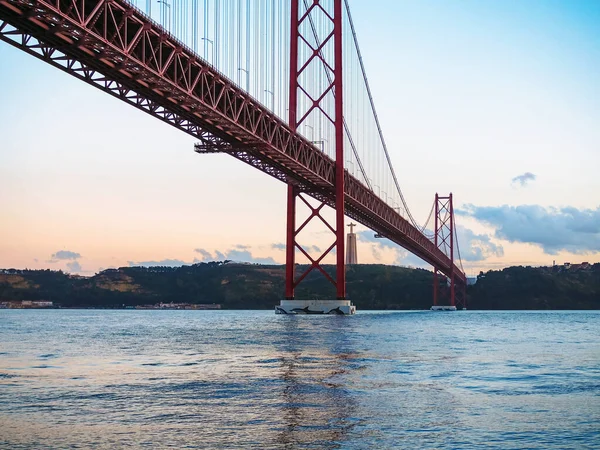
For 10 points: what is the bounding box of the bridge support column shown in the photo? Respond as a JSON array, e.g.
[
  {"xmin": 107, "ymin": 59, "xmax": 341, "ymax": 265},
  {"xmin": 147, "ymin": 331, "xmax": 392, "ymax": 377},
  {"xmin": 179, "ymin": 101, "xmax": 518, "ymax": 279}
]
[
  {"xmin": 285, "ymin": 184, "xmax": 297, "ymax": 300},
  {"xmin": 278, "ymin": 0, "xmax": 354, "ymax": 314},
  {"xmin": 333, "ymin": 0, "xmax": 346, "ymax": 300}
]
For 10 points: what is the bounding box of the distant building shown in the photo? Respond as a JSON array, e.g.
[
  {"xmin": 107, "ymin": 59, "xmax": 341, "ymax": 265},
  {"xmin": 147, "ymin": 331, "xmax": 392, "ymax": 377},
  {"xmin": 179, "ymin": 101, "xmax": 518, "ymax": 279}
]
[
  {"xmin": 570, "ymin": 262, "xmax": 591, "ymax": 271},
  {"xmin": 346, "ymin": 223, "xmax": 358, "ymax": 265},
  {"xmin": 32, "ymin": 301, "xmax": 53, "ymax": 308},
  {"xmin": 155, "ymin": 302, "xmax": 221, "ymax": 310},
  {"xmin": 3, "ymin": 300, "xmax": 53, "ymax": 308}
]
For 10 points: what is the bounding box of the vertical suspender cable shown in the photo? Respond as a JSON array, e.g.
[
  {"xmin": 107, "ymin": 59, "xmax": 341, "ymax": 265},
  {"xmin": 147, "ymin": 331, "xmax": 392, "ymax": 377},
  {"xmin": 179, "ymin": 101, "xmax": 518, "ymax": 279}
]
[
  {"xmin": 343, "ymin": 0, "xmax": 420, "ymax": 229},
  {"xmin": 215, "ymin": 0, "xmax": 218, "ymax": 69},
  {"xmin": 301, "ymin": 0, "xmax": 371, "ymax": 190},
  {"xmin": 203, "ymin": 0, "xmax": 208, "ymax": 58},
  {"xmin": 245, "ymin": 0, "xmax": 250, "ymax": 91}
]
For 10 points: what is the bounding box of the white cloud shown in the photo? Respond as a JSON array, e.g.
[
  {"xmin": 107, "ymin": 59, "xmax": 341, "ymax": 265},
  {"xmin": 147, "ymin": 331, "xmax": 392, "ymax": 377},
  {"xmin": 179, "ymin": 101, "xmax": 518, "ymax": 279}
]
[{"xmin": 460, "ymin": 204, "xmax": 600, "ymax": 254}]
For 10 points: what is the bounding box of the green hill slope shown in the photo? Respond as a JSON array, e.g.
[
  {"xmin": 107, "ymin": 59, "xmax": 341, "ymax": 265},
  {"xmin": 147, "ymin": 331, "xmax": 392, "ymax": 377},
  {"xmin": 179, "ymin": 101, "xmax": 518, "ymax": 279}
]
[{"xmin": 1, "ymin": 262, "xmax": 599, "ymax": 309}]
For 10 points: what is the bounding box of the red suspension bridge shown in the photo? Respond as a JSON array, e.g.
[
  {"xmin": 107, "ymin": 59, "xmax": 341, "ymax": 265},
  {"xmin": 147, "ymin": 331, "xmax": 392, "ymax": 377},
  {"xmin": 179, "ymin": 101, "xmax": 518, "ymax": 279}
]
[{"xmin": 0, "ymin": 0, "xmax": 467, "ymax": 310}]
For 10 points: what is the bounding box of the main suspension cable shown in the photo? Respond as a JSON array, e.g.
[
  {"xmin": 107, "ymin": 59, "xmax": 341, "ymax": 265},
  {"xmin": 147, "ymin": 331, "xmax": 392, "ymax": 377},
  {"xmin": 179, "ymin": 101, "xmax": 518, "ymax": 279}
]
[{"xmin": 453, "ymin": 213, "xmax": 465, "ymax": 274}]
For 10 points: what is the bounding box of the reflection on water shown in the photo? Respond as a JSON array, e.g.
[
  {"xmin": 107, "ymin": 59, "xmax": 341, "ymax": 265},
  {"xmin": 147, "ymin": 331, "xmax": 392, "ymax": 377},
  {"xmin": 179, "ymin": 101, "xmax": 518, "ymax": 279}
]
[
  {"xmin": 0, "ymin": 310, "xmax": 599, "ymax": 449},
  {"xmin": 275, "ymin": 317, "xmax": 359, "ymax": 448}
]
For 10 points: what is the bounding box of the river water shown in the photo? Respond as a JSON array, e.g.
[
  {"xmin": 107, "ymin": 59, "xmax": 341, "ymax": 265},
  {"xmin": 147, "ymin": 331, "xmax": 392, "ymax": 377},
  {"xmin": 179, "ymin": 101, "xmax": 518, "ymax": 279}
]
[{"xmin": 0, "ymin": 310, "xmax": 598, "ymax": 449}]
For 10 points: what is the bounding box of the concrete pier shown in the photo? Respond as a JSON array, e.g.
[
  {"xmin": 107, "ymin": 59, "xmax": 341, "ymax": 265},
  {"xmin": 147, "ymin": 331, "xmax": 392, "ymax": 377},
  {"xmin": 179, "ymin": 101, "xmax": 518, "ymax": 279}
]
[{"xmin": 276, "ymin": 299, "xmax": 356, "ymax": 315}]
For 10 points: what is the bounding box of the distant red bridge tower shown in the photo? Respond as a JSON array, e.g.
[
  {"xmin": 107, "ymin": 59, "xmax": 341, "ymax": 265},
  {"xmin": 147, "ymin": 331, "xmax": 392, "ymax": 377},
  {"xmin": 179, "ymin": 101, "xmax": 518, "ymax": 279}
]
[{"xmin": 432, "ymin": 194, "xmax": 467, "ymax": 310}]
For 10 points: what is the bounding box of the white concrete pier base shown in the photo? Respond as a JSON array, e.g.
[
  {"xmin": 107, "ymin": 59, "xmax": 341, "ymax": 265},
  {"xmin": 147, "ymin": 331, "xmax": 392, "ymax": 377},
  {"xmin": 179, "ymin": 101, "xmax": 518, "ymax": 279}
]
[
  {"xmin": 276, "ymin": 300, "xmax": 356, "ymax": 315},
  {"xmin": 430, "ymin": 305, "xmax": 457, "ymax": 311}
]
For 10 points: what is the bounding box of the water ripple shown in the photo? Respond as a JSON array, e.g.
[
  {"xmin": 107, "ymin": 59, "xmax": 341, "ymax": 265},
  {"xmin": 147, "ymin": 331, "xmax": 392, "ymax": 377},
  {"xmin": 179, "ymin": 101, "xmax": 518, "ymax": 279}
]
[{"xmin": 0, "ymin": 309, "xmax": 599, "ymax": 449}]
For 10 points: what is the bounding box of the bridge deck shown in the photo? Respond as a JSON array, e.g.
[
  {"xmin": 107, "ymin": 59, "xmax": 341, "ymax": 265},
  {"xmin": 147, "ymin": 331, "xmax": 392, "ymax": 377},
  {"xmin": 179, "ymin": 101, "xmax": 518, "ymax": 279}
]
[{"xmin": 0, "ymin": 0, "xmax": 465, "ymax": 284}]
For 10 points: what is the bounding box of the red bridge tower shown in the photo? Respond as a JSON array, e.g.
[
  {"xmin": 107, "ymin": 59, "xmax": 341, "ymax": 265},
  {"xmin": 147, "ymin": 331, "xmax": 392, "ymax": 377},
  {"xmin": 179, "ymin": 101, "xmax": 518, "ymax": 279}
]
[{"xmin": 276, "ymin": 0, "xmax": 355, "ymax": 314}]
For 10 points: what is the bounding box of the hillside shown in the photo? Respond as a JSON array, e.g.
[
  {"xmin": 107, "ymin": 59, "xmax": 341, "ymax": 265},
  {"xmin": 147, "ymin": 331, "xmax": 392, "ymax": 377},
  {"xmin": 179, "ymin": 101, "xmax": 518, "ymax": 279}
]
[
  {"xmin": 1, "ymin": 262, "xmax": 599, "ymax": 309},
  {"xmin": 469, "ymin": 264, "xmax": 600, "ymax": 310}
]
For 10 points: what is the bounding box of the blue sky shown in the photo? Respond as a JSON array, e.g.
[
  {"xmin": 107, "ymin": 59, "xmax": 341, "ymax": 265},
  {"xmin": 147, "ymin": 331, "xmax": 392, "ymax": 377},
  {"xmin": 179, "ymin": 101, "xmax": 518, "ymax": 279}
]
[{"xmin": 1, "ymin": 0, "xmax": 599, "ymax": 275}]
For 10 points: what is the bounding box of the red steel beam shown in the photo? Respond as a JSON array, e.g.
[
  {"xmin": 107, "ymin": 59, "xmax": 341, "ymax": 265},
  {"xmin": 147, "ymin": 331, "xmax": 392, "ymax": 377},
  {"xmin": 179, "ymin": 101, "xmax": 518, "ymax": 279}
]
[
  {"xmin": 333, "ymin": 0, "xmax": 345, "ymax": 299},
  {"xmin": 285, "ymin": 0, "xmax": 300, "ymax": 300},
  {"xmin": 0, "ymin": 0, "xmax": 466, "ymax": 284}
]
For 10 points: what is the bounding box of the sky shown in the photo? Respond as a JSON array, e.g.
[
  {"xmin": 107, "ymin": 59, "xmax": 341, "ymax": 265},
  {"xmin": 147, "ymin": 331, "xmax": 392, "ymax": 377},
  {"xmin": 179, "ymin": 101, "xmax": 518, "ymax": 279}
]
[{"xmin": 1, "ymin": 0, "xmax": 599, "ymax": 277}]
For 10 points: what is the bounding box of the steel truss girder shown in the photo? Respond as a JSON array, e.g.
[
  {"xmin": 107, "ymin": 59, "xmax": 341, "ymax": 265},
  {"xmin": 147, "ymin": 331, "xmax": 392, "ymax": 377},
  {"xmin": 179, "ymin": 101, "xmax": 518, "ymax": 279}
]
[
  {"xmin": 0, "ymin": 0, "xmax": 465, "ymax": 284},
  {"xmin": 0, "ymin": 20, "xmax": 221, "ymax": 149}
]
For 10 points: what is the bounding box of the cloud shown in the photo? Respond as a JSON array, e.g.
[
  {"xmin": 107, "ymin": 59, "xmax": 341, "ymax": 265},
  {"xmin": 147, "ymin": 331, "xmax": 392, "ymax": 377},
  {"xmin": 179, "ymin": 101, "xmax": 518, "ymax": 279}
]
[
  {"xmin": 46, "ymin": 250, "xmax": 83, "ymax": 264},
  {"xmin": 128, "ymin": 259, "xmax": 193, "ymax": 267},
  {"xmin": 357, "ymin": 230, "xmax": 428, "ymax": 267},
  {"xmin": 195, "ymin": 248, "xmax": 226, "ymax": 261},
  {"xmin": 194, "ymin": 247, "xmax": 279, "ymax": 265},
  {"xmin": 371, "ymin": 246, "xmax": 382, "ymax": 261},
  {"xmin": 358, "ymin": 227, "xmax": 501, "ymax": 266},
  {"xmin": 66, "ymin": 260, "xmax": 82, "ymax": 273},
  {"xmin": 49, "ymin": 250, "xmax": 81, "ymax": 261},
  {"xmin": 271, "ymin": 243, "xmax": 321, "ymax": 253},
  {"xmin": 226, "ymin": 249, "xmax": 278, "ymax": 265},
  {"xmin": 394, "ymin": 251, "xmax": 430, "ymax": 269},
  {"xmin": 357, "ymin": 231, "xmax": 397, "ymax": 249},
  {"xmin": 511, "ymin": 172, "xmax": 536, "ymax": 187},
  {"xmin": 235, "ymin": 244, "xmax": 250, "ymax": 250},
  {"xmin": 194, "ymin": 248, "xmax": 213, "ymax": 260},
  {"xmin": 460, "ymin": 204, "xmax": 600, "ymax": 255},
  {"xmin": 456, "ymin": 226, "xmax": 504, "ymax": 261}
]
